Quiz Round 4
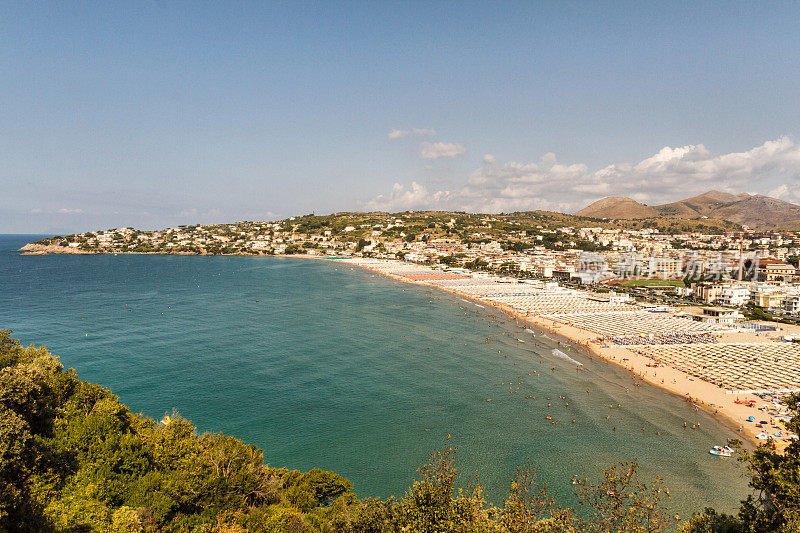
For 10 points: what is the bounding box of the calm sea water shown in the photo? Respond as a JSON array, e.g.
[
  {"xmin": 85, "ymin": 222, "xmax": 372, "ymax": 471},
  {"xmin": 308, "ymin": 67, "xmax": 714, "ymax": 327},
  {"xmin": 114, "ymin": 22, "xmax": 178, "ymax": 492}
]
[{"xmin": 0, "ymin": 235, "xmax": 749, "ymax": 518}]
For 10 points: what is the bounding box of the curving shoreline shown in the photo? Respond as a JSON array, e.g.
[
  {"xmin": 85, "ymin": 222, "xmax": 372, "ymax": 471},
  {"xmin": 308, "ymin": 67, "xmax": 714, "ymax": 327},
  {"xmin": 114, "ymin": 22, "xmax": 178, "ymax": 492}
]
[
  {"xmin": 14, "ymin": 244, "xmax": 783, "ymax": 448},
  {"xmin": 337, "ymin": 257, "xmax": 775, "ymax": 448}
]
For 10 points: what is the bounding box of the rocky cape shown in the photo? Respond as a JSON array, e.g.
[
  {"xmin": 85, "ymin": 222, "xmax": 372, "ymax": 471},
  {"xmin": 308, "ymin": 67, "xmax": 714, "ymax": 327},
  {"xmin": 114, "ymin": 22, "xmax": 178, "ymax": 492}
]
[{"xmin": 16, "ymin": 243, "xmax": 260, "ymax": 256}]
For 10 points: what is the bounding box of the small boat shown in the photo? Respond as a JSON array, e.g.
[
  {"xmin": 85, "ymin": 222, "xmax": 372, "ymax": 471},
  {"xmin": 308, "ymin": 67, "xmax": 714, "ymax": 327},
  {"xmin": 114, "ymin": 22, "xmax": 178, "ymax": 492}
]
[{"xmin": 709, "ymin": 445, "xmax": 732, "ymax": 457}]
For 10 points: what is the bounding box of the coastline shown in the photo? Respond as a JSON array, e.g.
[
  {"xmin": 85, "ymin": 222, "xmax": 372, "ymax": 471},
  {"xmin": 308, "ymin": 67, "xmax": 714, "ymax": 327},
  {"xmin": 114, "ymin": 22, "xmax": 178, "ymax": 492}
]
[
  {"xmin": 17, "ymin": 243, "xmax": 272, "ymax": 256},
  {"xmin": 340, "ymin": 258, "xmax": 765, "ymax": 448},
  {"xmin": 523, "ymin": 314, "xmax": 762, "ymax": 446},
  {"xmin": 13, "ymin": 245, "xmax": 776, "ymax": 447},
  {"xmin": 18, "ymin": 243, "xmax": 333, "ymax": 258},
  {"xmin": 4, "ymin": 245, "xmax": 756, "ymax": 521}
]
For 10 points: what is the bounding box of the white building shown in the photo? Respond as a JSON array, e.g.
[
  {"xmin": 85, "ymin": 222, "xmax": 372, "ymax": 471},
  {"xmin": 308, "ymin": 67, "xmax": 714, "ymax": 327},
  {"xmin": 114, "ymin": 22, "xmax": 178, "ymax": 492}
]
[
  {"xmin": 689, "ymin": 307, "xmax": 743, "ymax": 325},
  {"xmin": 715, "ymin": 284, "xmax": 750, "ymax": 307},
  {"xmin": 782, "ymin": 295, "xmax": 800, "ymax": 315}
]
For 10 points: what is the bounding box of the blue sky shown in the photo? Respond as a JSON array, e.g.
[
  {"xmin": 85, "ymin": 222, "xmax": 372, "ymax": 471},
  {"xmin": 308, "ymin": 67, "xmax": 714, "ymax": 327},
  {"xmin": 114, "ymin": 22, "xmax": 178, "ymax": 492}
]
[{"xmin": 3, "ymin": 2, "xmax": 800, "ymax": 233}]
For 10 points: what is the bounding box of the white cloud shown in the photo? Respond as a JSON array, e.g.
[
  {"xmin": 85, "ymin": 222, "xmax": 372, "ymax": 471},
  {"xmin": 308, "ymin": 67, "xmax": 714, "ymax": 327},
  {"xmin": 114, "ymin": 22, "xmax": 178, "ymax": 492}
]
[
  {"xmin": 366, "ymin": 182, "xmax": 452, "ymax": 211},
  {"xmin": 367, "ymin": 137, "xmax": 800, "ymax": 213},
  {"xmin": 57, "ymin": 208, "xmax": 83, "ymax": 214},
  {"xmin": 419, "ymin": 142, "xmax": 466, "ymax": 160},
  {"xmin": 388, "ymin": 128, "xmax": 436, "ymax": 140},
  {"xmin": 769, "ymin": 183, "xmax": 790, "ymax": 198}
]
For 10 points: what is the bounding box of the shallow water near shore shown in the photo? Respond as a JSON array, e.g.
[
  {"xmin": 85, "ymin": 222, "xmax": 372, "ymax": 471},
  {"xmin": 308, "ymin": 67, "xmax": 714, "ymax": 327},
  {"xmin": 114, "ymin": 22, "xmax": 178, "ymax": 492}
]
[{"xmin": 1, "ymin": 235, "xmax": 750, "ymax": 519}]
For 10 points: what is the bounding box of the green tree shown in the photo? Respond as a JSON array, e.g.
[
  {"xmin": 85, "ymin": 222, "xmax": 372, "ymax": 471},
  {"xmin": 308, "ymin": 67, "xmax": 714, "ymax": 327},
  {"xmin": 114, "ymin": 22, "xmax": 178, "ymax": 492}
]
[
  {"xmin": 397, "ymin": 439, "xmax": 492, "ymax": 532},
  {"xmin": 284, "ymin": 468, "xmax": 353, "ymax": 512},
  {"xmin": 0, "ymin": 331, "xmax": 62, "ymax": 531},
  {"xmin": 501, "ymin": 464, "xmax": 575, "ymax": 532},
  {"xmin": 679, "ymin": 507, "xmax": 741, "ymax": 533},
  {"xmin": 744, "ymin": 306, "xmax": 773, "ymax": 322},
  {"xmin": 573, "ymin": 460, "xmax": 672, "ymax": 532}
]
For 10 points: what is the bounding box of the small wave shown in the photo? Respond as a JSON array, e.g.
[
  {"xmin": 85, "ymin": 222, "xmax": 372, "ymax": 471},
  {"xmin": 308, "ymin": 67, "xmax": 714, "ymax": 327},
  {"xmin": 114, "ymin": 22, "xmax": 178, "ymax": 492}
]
[
  {"xmin": 524, "ymin": 328, "xmax": 536, "ymax": 335},
  {"xmin": 474, "ymin": 304, "xmax": 485, "ymax": 308},
  {"xmin": 552, "ymin": 349, "xmax": 583, "ymax": 366}
]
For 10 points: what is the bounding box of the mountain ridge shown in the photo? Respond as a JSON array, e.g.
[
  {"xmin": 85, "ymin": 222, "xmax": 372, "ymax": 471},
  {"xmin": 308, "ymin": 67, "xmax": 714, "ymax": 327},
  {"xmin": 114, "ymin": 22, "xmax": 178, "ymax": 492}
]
[{"xmin": 575, "ymin": 190, "xmax": 800, "ymax": 229}]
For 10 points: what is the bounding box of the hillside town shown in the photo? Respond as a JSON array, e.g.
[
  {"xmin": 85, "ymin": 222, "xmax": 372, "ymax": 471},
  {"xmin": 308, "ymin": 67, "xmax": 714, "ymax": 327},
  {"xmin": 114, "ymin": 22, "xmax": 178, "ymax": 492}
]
[{"xmin": 22, "ymin": 211, "xmax": 800, "ymax": 324}]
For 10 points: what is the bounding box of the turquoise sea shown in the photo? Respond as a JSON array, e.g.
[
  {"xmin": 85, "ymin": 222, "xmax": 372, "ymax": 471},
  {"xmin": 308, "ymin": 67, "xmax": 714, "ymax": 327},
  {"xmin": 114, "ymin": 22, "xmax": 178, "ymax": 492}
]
[{"xmin": 0, "ymin": 235, "xmax": 749, "ymax": 519}]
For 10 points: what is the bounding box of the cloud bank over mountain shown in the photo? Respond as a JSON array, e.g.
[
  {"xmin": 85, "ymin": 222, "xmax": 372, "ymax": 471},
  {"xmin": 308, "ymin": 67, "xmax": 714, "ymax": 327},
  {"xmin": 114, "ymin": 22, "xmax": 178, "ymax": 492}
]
[{"xmin": 367, "ymin": 137, "xmax": 800, "ymax": 213}]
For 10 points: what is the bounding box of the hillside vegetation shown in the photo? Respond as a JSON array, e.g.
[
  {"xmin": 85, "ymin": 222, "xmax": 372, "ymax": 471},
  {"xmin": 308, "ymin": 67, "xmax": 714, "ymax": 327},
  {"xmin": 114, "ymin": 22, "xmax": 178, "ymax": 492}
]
[
  {"xmin": 28, "ymin": 209, "xmax": 741, "ymax": 258},
  {"xmin": 1, "ymin": 330, "xmax": 798, "ymax": 532}
]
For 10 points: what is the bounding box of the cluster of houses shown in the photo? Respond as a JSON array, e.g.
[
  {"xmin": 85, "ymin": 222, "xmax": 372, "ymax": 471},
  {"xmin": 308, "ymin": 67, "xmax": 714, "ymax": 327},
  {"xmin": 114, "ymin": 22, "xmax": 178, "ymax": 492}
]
[
  {"xmin": 48, "ymin": 216, "xmax": 800, "ymax": 319},
  {"xmin": 690, "ymin": 280, "xmax": 800, "ymax": 317}
]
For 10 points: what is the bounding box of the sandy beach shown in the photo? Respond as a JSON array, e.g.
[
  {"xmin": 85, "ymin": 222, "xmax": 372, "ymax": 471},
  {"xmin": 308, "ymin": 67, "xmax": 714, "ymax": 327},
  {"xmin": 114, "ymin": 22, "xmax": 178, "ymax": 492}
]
[{"xmin": 335, "ymin": 257, "xmax": 800, "ymax": 449}]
